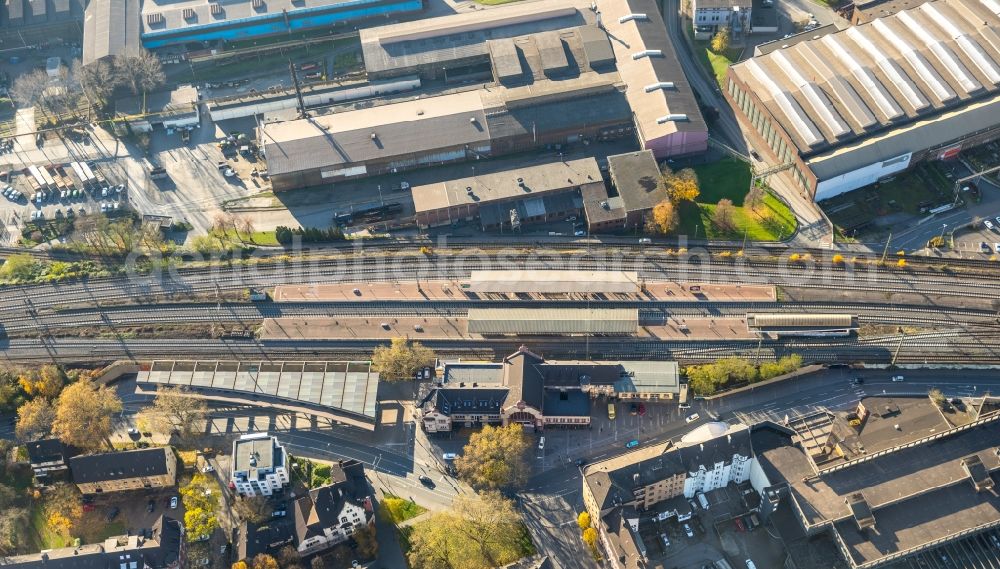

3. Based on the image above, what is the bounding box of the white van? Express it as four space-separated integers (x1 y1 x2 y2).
696 492 710 510
538 437 545 450
745 560 757 569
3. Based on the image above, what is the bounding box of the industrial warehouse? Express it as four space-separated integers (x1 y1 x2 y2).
259 0 707 191
726 0 1000 201
79 0 423 64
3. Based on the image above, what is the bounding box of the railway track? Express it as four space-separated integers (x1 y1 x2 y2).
1 298 998 334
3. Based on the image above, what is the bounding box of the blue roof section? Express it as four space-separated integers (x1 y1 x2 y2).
542 389 591 417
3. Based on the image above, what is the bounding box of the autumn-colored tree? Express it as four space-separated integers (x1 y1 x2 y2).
275 545 301 568
231 562 249 569
52 380 122 450
712 198 736 232
18 366 65 400
353 524 378 559
407 492 526 569
662 168 701 204
455 424 529 491
711 27 731 53
582 526 600 559
577 511 591 530
251 554 280 569
16 398 55 440
43 483 84 538
180 473 220 541
136 386 207 439
371 338 435 381
645 199 679 235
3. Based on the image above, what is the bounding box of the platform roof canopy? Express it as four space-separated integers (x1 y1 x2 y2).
746 313 858 331
466 270 641 294
138 360 379 418
468 307 638 334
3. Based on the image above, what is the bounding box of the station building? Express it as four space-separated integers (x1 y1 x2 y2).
418 346 681 433
725 0 1000 202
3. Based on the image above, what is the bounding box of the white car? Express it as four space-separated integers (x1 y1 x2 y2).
986 219 997 231
891 375 905 382
574 230 586 236
170 496 178 509
685 413 701 423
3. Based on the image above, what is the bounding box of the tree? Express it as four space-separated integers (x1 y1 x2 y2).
251 554 280 569
370 338 435 381
407 492 527 569
137 386 207 439
0 506 29 555
18 365 65 400
929 388 946 408
0 254 40 282
582 527 599 559
44 483 84 538
180 473 220 541
113 49 165 97
16 398 56 440
645 199 679 235
233 495 273 524
275 545 301 568
455 424 529 491
52 380 122 450
662 169 700 203
577 511 591 530
711 27 731 53
353 524 378 559
9 70 50 108
712 198 736 232
74 58 115 106
232 563 249 569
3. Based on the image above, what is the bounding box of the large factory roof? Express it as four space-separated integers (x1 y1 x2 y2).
601 0 708 140
82 0 140 65
259 90 490 176
140 0 378 38
360 0 587 75
729 0 1000 156
411 157 603 213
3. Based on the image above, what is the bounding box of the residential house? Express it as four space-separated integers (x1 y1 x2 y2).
70 447 177 494
0 515 184 568
24 439 72 483
293 460 374 556
231 433 289 497
691 0 752 39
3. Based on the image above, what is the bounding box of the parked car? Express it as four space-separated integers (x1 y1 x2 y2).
202 465 215 473
418 475 435 488
107 507 120 521
442 452 457 460
678 402 691 410
660 533 670 547
170 496 178 509
685 413 701 423
734 517 746 532
626 439 640 449
574 230 586 236
683 523 694 538
538 437 545 450
629 403 638 415
851 377 864 385
637 403 646 416
891 375 905 382
986 220 997 231
272 509 287 517
147 499 155 512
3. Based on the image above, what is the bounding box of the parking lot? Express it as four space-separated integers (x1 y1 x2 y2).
886 528 1000 569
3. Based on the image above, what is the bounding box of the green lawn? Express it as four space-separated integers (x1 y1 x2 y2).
211 228 280 247
674 158 797 241
381 494 427 525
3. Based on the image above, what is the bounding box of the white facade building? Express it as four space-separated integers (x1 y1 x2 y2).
231 433 289 497
293 460 374 556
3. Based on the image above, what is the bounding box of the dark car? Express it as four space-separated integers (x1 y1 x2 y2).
851 377 864 385
575 458 587 467
637 403 646 416
107 507 120 521
147 499 155 513
418 475 436 489
629 403 638 415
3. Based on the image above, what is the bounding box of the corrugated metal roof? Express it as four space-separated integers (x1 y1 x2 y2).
730 0 1000 155
82 0 141 65
468 270 640 293
746 313 857 329
468 308 638 334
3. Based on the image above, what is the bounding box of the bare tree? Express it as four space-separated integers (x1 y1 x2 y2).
113 49 165 98
10 70 50 108
74 58 115 107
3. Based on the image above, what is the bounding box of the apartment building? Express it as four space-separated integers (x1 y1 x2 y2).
231 433 289 497
70 447 177 495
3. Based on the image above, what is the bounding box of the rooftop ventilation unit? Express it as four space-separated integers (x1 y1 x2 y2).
631 50 662 60
656 114 688 123
209 3 222 15
182 7 195 19
644 82 675 92
252 0 265 11
618 13 648 23
145 12 163 25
